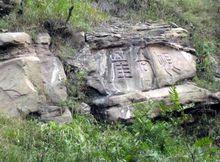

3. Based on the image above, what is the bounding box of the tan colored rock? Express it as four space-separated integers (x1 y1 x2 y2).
0 32 70 123
106 106 133 121
146 45 197 87
94 84 218 121
36 33 51 45
0 32 31 46
0 56 45 117
78 102 91 115
36 43 67 103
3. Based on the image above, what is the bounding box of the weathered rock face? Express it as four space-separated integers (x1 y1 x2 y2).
72 21 196 96
69 20 219 121
74 44 196 96
0 56 44 117
0 32 72 123
35 34 67 104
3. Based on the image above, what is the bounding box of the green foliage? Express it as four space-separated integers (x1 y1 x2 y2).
0 0 106 31
67 69 87 101
168 86 182 111
193 76 220 92
59 69 88 113
57 43 76 60
0 113 219 162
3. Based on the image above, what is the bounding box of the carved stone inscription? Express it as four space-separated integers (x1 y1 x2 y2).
105 47 154 94
110 51 132 79
157 53 181 76
147 45 196 87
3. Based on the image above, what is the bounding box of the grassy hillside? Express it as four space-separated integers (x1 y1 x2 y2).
0 0 219 161
0 105 219 161
0 0 106 31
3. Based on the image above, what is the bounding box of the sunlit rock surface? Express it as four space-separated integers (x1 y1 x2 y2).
68 20 218 121
0 32 72 123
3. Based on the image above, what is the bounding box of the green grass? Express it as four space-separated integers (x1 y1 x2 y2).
0 107 219 162
0 0 106 31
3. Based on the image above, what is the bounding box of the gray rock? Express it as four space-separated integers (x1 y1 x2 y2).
106 106 133 122
93 84 214 108
66 21 220 121
78 102 91 115
96 84 218 121
73 22 196 96
40 106 72 124
36 43 67 103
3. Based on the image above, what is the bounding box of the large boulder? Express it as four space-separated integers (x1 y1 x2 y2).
68 20 219 121
0 32 72 123
71 21 196 96
0 56 45 117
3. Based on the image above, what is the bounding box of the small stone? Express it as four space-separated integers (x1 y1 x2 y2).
78 102 91 115
40 106 72 124
36 33 51 45
106 106 133 122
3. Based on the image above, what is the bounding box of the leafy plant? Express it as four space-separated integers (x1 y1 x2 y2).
168 85 182 111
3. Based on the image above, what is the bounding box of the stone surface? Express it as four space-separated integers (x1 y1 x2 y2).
35 33 51 45
106 106 133 122
72 22 196 96
0 32 31 46
40 106 72 124
0 56 45 117
146 45 196 87
36 43 67 104
0 32 71 123
65 20 220 121
78 102 91 115
93 84 218 121
92 84 214 108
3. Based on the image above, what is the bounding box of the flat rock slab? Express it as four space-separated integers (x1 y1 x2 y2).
70 21 197 96
93 84 214 107
0 32 31 46
40 106 72 124
94 84 218 121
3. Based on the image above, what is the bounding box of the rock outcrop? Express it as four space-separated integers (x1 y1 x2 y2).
68 20 219 121
0 20 219 123
0 32 72 123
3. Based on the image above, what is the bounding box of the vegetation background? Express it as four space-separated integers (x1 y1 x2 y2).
0 0 219 161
